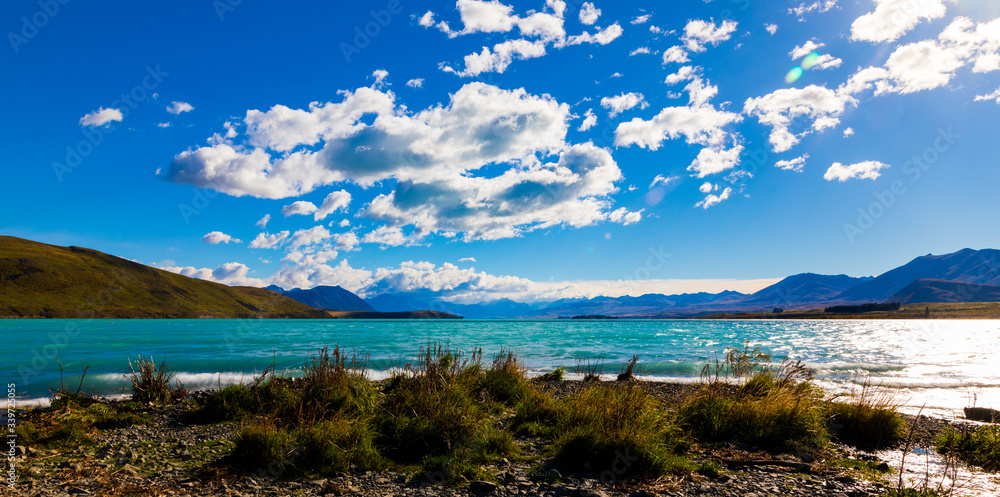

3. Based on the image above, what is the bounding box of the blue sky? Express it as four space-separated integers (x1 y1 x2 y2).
3 0 1000 303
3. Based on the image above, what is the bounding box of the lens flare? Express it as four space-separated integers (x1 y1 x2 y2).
785 66 804 83
801 51 821 70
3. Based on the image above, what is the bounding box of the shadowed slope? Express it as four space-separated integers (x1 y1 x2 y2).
0 236 328 318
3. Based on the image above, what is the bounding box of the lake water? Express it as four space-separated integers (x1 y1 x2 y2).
4 319 999 419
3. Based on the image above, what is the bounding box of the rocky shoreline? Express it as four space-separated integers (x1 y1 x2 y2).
8 380 981 497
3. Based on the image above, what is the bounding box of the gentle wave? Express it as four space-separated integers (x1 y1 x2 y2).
6 319 1000 418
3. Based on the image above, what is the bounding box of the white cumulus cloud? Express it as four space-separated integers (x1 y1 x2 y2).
851 0 953 43
202 231 241 244
281 201 318 217
790 40 825 59
976 87 1000 103
649 174 678 188
79 107 123 127
161 262 265 287
314 190 352 221
743 85 856 152
695 187 732 209
255 214 271 228
249 231 290 249
578 2 600 25
681 19 738 52
687 145 744 178
168 82 634 242
823 160 890 181
774 154 809 172
789 0 837 19
600 92 648 118
166 101 194 114
578 109 597 131
662 46 690 64
432 0 622 76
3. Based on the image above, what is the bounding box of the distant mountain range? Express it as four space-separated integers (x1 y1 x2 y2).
834 248 1000 302
326 248 1000 318
5 234 1000 319
888 278 1000 305
266 285 375 312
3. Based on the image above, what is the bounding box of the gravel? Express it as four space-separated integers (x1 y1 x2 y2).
8 380 960 497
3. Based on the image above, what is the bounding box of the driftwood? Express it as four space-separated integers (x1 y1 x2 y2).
964 407 1000 423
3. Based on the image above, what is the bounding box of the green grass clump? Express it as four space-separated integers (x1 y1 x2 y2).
697 460 723 478
296 419 386 474
679 345 827 448
126 355 175 404
87 402 150 429
228 347 384 475
679 384 826 448
18 388 152 449
196 384 259 422
512 387 563 437
377 345 492 461
297 347 379 422
885 490 943 497
535 367 567 382
935 424 1000 471
831 457 892 484
15 417 93 449
552 385 690 477
479 348 530 405
232 422 293 469
826 379 905 448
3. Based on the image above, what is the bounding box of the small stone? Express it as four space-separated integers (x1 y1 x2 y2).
835 475 855 484
875 462 891 472
308 480 328 487
469 480 498 494
698 484 712 493
547 469 562 481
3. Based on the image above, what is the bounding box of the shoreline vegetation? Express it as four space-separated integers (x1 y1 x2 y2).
693 302 1000 320
9 345 998 496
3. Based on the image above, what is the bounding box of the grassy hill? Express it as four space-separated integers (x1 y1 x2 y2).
0 236 329 319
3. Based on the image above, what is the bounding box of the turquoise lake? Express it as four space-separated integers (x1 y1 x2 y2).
5 318 999 418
